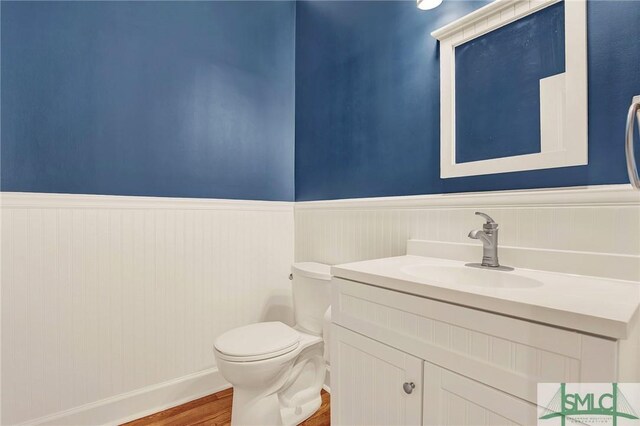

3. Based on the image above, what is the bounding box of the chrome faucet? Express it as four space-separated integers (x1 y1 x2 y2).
468 212 501 268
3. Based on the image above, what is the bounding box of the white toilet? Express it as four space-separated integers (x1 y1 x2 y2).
213 262 331 426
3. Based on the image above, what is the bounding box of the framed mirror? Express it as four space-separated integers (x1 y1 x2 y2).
432 0 587 178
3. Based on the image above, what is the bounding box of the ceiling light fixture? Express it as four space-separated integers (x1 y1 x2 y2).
417 0 443 10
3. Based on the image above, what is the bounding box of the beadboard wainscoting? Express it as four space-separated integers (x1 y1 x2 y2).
1 192 295 425
296 185 640 385
295 185 640 278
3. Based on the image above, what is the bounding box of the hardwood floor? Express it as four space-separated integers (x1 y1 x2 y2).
122 388 330 426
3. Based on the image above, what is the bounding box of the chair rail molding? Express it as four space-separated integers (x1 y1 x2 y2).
0 191 293 211
294 184 640 210
432 0 588 178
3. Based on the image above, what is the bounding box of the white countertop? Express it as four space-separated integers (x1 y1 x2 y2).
331 255 640 339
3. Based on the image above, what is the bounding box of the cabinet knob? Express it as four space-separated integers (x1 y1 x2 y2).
403 382 415 394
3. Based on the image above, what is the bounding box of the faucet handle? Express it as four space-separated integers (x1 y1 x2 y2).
475 212 498 229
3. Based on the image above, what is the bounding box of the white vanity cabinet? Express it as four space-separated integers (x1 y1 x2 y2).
330 276 639 426
422 361 537 425
331 325 423 425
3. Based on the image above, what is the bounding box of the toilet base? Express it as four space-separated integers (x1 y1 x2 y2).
280 394 322 426
215 329 326 426
230 386 323 426
228 346 325 425
231 388 285 426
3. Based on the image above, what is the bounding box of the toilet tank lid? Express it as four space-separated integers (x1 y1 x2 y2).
292 262 331 281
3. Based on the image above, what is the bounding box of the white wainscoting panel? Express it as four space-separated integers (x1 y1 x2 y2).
295 185 640 267
296 185 640 387
1 192 294 425
3 185 639 423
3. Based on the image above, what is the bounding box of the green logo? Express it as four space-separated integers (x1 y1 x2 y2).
539 383 639 426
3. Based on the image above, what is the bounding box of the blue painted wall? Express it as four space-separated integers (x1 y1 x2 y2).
3 1 639 202
295 0 640 200
1 1 295 201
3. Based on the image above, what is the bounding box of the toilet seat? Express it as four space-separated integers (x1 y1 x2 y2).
214 321 300 362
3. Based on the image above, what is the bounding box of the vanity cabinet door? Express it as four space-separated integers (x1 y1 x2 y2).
423 361 537 426
331 325 423 426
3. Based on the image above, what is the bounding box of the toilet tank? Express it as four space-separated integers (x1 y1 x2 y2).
291 262 331 335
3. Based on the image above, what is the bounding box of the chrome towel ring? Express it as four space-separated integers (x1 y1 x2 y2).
626 95 640 189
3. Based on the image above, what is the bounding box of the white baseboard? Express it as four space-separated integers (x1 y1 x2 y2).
24 368 229 426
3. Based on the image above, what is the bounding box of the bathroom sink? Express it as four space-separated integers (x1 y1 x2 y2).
400 263 543 289
331 251 640 339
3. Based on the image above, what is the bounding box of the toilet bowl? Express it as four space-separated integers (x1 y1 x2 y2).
213 262 331 426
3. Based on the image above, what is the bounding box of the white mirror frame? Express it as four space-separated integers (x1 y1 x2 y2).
432 0 587 178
